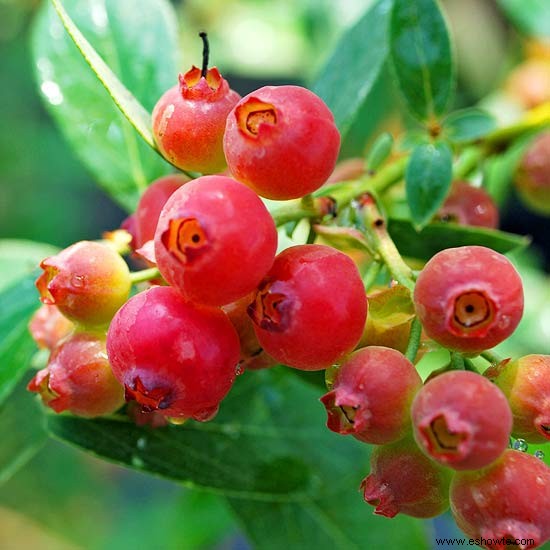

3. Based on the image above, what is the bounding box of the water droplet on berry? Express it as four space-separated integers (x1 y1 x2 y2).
513 438 528 452
534 450 545 460
71 275 85 288
235 363 244 376
136 437 147 450
131 455 144 468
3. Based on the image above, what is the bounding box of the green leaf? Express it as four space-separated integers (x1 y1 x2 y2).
496 0 550 38
366 132 394 172
33 0 178 211
0 376 47 486
443 108 497 144
312 0 392 142
389 0 455 120
405 142 453 228
0 274 40 405
388 219 530 260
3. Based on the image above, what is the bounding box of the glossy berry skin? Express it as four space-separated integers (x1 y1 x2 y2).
28 332 124 417
223 85 341 200
135 174 189 247
361 437 452 519
248 244 367 371
154 175 277 306
435 181 499 229
411 370 512 471
107 286 240 420
36 241 131 327
28 304 73 350
515 132 550 216
450 450 550 549
486 355 550 443
152 66 240 173
413 246 523 354
320 346 422 444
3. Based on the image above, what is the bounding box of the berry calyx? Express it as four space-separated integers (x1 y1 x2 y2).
154 175 278 306
36 241 131 327
360 437 452 519
106 286 240 420
28 332 124 417
321 346 422 444
413 246 524 354
223 85 341 200
248 244 367 370
450 450 550 548
486 355 550 443
411 370 512 471
152 33 240 174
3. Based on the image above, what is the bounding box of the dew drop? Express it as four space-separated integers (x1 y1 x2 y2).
131 455 144 468
235 363 244 376
136 437 147 450
534 450 545 460
513 438 528 452
71 275 85 288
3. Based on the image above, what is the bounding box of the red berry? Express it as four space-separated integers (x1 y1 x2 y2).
248 244 367 371
411 370 512 470
450 449 550 548
413 246 524 354
106 286 240 420
154 175 277 306
36 241 131 327
515 132 550 216
320 346 422 444
223 85 341 200
435 181 499 229
360 436 452 519
28 332 124 417
152 66 240 173
28 304 73 350
486 355 550 443
135 174 189 247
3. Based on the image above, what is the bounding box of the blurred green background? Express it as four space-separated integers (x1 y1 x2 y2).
1 0 549 548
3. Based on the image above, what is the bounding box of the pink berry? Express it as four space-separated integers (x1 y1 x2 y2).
106 286 240 420
154 175 277 306
36 241 131 327
413 246 524 354
360 437 452 519
450 449 550 548
152 65 240 173
435 181 499 228
486 355 550 443
135 174 189 247
28 332 124 417
28 304 73 350
223 85 341 200
248 244 367 370
411 370 512 471
320 346 422 444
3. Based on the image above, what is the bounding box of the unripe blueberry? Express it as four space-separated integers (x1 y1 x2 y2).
152 64 240 173
360 437 452 519
135 174 189 247
413 246 524 354
28 304 73 350
28 332 124 417
411 370 512 471
106 286 240 420
450 450 550 548
320 346 422 444
515 132 550 216
435 181 499 229
486 355 550 443
248 244 367 371
36 241 132 327
154 175 277 306
223 85 341 200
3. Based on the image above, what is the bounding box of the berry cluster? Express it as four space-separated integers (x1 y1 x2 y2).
27 35 550 549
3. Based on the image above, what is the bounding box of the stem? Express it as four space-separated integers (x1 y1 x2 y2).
362 261 382 291
199 31 209 77
360 194 415 291
453 146 483 179
129 267 160 284
450 352 465 370
463 358 479 373
405 317 422 363
480 350 504 365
